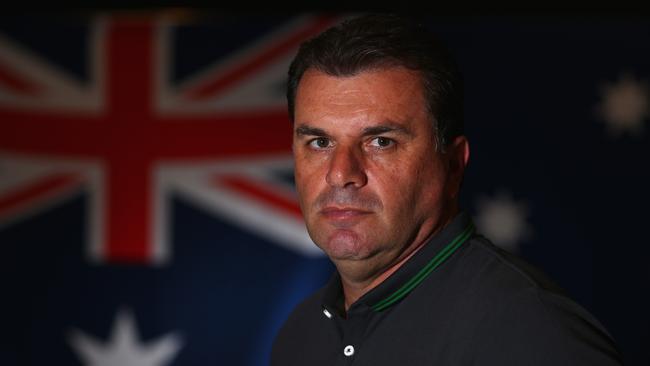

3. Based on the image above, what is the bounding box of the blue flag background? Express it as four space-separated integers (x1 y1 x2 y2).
1 11 648 365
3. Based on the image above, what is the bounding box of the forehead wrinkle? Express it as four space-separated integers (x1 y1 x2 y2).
327 86 372 100
323 90 378 120
295 68 429 139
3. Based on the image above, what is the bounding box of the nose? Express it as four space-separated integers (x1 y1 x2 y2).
326 145 368 188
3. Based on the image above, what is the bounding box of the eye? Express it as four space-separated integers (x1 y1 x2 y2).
369 136 394 148
308 137 332 149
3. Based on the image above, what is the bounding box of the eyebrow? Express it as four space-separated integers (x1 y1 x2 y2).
295 125 328 137
361 124 411 137
295 122 412 138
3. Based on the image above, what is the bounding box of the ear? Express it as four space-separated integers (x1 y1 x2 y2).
447 135 470 199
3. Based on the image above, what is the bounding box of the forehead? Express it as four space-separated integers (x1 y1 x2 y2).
294 67 429 129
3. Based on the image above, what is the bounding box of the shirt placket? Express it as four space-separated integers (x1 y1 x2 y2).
335 305 372 365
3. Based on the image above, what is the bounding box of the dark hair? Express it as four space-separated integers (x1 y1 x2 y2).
287 13 464 151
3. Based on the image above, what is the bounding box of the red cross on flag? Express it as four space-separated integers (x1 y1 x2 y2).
0 14 337 265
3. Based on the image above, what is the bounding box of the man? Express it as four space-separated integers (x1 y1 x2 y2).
272 14 622 365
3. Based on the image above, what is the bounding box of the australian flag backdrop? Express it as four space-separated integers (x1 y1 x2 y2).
1 10 648 366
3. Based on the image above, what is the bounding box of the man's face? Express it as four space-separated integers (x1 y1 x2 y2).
293 67 467 281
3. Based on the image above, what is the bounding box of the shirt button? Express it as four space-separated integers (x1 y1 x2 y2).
343 345 355 356
323 309 332 319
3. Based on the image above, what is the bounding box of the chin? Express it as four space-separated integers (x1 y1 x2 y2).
319 229 374 261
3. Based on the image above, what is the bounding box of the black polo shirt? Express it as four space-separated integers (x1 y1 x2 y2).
271 212 622 365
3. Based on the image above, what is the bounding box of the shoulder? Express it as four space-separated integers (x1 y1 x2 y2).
456 236 622 364
461 235 567 294
460 235 604 331
270 287 329 365
432 234 576 319
279 287 325 330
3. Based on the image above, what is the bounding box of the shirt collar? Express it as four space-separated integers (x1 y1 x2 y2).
321 211 475 315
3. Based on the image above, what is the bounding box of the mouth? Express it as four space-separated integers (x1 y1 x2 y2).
319 207 373 221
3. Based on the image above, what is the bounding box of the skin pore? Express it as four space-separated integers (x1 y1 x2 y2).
293 67 469 310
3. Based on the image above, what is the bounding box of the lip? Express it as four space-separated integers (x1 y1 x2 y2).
319 207 372 220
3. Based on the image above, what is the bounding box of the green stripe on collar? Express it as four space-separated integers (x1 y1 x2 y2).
371 223 475 312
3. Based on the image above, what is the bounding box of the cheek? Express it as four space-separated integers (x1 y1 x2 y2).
372 158 443 214
294 155 325 205
370 161 415 209
294 167 312 201
412 161 448 212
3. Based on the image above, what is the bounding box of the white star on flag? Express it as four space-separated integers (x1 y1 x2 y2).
474 190 532 253
596 72 649 137
67 308 183 366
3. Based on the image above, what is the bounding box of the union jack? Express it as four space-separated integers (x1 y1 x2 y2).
0 14 340 265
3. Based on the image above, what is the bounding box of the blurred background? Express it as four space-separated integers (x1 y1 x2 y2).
1 9 648 366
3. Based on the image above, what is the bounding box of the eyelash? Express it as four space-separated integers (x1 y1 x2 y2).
308 137 332 149
306 137 395 150
369 136 394 148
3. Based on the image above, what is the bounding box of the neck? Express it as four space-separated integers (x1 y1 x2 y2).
339 206 458 312
340 244 423 310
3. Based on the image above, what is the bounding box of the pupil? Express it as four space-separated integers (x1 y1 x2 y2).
318 138 328 147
